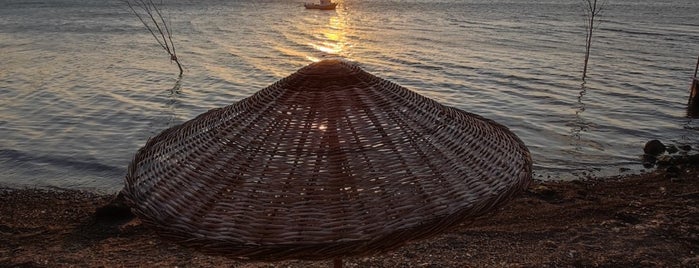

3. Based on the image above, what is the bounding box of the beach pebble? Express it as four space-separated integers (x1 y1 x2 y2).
666 145 678 154
656 155 673 165
641 154 657 168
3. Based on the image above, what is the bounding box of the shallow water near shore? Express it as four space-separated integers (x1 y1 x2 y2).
1 0 698 192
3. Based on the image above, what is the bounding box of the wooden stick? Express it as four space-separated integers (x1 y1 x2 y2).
694 55 698 79
689 57 699 117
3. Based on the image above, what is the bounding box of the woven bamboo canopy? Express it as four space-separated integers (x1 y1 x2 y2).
123 59 532 261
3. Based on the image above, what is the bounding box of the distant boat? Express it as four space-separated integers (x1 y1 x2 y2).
304 0 337 10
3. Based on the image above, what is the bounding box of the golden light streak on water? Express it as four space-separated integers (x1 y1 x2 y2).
307 55 321 62
307 10 350 61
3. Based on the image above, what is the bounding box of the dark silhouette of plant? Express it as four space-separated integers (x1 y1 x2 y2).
581 0 605 81
124 0 183 77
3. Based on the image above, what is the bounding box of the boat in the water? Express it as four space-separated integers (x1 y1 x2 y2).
304 0 337 10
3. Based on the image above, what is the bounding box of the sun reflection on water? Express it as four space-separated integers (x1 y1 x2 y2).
307 10 351 62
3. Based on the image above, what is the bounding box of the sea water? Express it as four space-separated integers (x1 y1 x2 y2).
1 0 698 192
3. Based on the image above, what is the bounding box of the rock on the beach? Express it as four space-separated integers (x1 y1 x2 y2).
644 140 666 156
666 145 679 154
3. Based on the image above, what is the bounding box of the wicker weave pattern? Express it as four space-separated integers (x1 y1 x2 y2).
124 59 532 260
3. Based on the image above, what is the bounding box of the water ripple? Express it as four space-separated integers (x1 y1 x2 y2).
1 0 698 191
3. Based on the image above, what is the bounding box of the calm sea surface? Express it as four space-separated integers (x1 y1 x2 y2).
1 0 698 193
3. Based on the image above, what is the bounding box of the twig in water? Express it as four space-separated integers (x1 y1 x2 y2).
124 0 184 77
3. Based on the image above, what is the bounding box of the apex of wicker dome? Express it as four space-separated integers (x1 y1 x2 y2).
297 59 355 75
280 59 368 92
123 60 532 261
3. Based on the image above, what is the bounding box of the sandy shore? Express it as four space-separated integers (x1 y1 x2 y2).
1 163 698 267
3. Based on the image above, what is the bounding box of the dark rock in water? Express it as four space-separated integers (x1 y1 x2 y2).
656 155 674 166
656 153 699 167
642 154 657 168
666 145 679 154
644 140 666 156
674 154 699 167
679 145 692 152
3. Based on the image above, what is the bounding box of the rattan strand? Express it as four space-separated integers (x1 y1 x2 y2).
123 59 532 261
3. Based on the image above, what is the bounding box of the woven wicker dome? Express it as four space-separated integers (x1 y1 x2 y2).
123 59 532 261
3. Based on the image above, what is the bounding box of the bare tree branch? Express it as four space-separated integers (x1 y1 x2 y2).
151 2 178 59
124 1 167 51
581 0 606 81
124 0 183 77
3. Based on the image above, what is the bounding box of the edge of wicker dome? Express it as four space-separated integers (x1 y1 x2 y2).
123 59 533 261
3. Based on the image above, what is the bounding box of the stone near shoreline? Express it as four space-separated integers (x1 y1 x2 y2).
643 139 666 156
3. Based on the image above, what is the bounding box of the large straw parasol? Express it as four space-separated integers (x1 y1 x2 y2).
123 59 532 263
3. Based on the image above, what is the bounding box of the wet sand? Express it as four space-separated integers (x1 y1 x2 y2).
1 163 697 267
